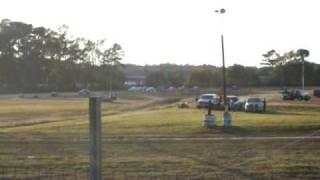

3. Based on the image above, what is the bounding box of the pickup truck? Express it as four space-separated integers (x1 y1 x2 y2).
244 97 266 113
282 89 311 101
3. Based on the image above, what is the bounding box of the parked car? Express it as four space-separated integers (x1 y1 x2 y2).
314 89 320 97
226 95 238 102
226 96 245 111
216 95 240 110
232 100 246 111
128 86 143 92
50 91 58 97
282 89 311 101
145 87 157 93
244 97 266 112
226 95 239 106
199 95 242 111
196 94 220 108
79 88 91 96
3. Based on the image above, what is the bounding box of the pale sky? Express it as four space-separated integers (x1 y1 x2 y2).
1 0 320 66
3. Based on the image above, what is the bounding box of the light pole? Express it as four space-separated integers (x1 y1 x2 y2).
215 8 232 126
302 57 305 92
297 49 309 92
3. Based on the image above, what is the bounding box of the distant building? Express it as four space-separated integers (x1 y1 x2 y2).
124 75 146 87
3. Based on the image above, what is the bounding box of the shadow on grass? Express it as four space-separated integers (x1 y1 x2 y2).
106 101 127 104
263 110 310 116
197 126 257 136
215 126 257 136
200 124 320 137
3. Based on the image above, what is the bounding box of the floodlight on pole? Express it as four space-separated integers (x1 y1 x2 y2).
215 8 226 14
215 8 232 126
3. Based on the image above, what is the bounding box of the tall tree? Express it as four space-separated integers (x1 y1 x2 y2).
261 50 287 86
261 50 283 67
99 43 124 95
0 19 125 93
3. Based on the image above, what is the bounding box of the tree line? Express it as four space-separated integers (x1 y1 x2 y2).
143 50 320 88
143 64 259 88
0 19 124 93
1 19 319 93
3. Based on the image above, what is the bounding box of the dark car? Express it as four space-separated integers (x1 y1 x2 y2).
282 89 311 101
314 89 320 97
225 96 240 110
212 95 241 111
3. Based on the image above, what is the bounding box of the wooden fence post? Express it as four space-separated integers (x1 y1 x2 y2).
89 97 102 180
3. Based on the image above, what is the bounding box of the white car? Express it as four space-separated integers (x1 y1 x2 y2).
79 89 91 96
145 87 157 93
244 97 266 112
196 94 220 108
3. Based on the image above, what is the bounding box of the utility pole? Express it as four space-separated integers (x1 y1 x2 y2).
221 35 227 112
215 8 232 126
302 57 305 91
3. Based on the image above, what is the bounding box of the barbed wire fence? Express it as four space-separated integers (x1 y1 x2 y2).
1 134 320 179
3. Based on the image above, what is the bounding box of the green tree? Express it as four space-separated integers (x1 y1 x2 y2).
99 43 124 95
227 64 259 86
261 50 283 67
0 19 125 93
188 68 213 88
261 50 288 86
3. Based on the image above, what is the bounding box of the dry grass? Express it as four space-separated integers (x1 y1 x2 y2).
0 89 320 179
0 94 167 128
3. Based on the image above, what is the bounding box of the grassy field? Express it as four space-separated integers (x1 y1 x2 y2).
0 89 320 179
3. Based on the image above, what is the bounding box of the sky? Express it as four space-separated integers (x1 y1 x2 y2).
1 0 320 66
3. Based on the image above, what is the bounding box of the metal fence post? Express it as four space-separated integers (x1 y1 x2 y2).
89 97 102 180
